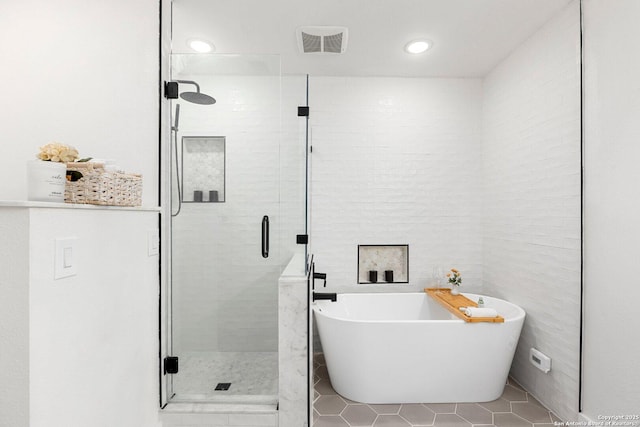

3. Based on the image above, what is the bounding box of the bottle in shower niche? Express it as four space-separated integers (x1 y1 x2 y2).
193 190 203 202
369 271 378 283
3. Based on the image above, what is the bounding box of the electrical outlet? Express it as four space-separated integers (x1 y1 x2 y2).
530 348 551 373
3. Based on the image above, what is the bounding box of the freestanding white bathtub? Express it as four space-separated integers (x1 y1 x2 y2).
313 292 525 404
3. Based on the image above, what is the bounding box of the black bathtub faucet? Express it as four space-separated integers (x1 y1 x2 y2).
313 292 337 302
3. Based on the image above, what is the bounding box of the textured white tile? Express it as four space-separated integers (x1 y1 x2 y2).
309 76 484 295
482 1 581 421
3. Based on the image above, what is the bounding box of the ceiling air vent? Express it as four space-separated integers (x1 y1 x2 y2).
296 26 348 54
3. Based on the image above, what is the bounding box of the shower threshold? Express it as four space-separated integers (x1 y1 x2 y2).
163 400 278 414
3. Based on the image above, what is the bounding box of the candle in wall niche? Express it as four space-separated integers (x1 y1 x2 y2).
27 160 66 202
385 270 394 283
209 190 219 202
369 271 378 283
193 190 203 202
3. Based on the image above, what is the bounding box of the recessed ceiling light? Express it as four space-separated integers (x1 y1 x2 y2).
404 39 432 54
187 39 214 53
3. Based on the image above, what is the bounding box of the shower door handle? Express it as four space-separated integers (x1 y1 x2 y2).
262 215 269 258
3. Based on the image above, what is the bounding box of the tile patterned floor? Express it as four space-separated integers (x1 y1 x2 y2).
313 353 562 427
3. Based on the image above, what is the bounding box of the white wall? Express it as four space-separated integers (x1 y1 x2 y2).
582 0 640 418
309 77 483 293
0 208 30 427
0 0 162 424
0 207 161 427
28 209 160 427
482 1 581 421
0 0 159 207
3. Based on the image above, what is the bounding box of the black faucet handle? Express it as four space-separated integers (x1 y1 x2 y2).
313 272 327 287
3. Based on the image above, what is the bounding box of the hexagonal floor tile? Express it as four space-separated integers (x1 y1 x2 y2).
456 403 493 424
373 415 411 426
550 412 564 423
512 401 552 423
315 378 337 396
316 364 330 380
479 397 512 413
315 395 347 415
494 413 533 427
527 395 548 409
369 404 401 415
424 403 456 413
500 384 528 402
432 413 472 426
399 403 436 425
314 415 350 427
507 377 526 391
341 404 377 426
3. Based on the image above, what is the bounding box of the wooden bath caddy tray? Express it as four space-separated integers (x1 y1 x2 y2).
425 288 504 323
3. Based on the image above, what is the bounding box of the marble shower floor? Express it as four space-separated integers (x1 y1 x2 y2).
171 351 278 404
313 353 563 427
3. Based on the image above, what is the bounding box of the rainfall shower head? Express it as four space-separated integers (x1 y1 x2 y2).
173 80 216 105
180 91 216 105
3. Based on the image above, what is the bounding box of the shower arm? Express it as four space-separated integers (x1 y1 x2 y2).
174 80 201 93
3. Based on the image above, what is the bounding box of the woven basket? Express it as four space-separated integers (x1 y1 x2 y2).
64 162 142 207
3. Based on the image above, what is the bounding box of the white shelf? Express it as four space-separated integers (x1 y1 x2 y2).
0 200 161 212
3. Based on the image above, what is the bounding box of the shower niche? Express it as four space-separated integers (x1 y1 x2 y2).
181 136 225 202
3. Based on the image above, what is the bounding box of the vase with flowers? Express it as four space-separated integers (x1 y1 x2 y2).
446 268 462 295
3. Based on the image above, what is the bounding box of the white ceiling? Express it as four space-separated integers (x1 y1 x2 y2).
171 0 573 77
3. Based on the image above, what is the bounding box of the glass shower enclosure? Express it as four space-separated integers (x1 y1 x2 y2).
164 54 308 406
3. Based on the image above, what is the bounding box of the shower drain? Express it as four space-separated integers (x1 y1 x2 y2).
214 383 231 391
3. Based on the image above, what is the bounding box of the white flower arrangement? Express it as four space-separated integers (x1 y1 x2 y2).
36 142 92 181
37 142 80 163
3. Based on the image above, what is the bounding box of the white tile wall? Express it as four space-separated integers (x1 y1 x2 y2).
482 1 581 421
171 71 307 353
309 77 484 294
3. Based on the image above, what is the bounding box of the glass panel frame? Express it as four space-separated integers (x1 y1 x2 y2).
167 53 295 406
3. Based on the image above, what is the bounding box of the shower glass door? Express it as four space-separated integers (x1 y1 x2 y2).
167 54 305 405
